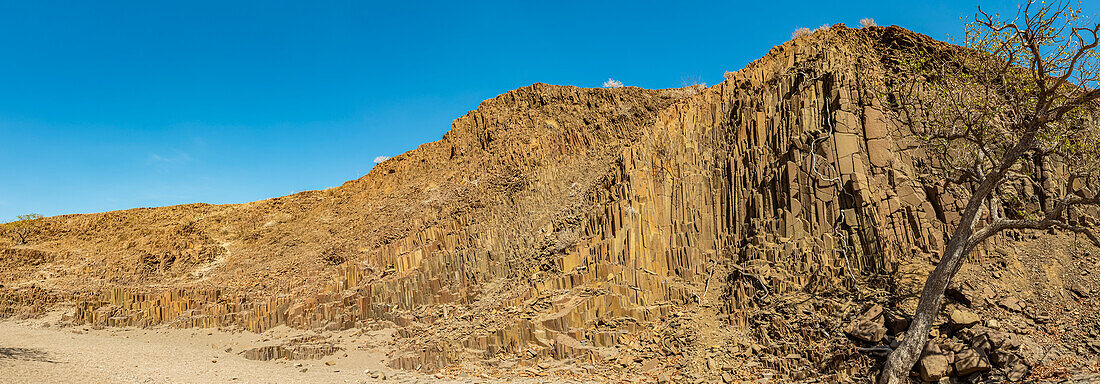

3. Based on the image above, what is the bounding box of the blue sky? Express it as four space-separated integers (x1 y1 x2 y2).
0 0 1082 221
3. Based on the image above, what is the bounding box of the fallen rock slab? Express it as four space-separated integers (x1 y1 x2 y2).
954 347 992 376
845 304 887 343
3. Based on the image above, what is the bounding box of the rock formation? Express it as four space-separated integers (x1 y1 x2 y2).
2 26 1098 383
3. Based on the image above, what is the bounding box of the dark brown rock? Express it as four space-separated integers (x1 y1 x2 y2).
954 347 992 376
884 309 911 335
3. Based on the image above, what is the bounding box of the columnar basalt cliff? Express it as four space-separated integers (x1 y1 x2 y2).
2 26 1098 383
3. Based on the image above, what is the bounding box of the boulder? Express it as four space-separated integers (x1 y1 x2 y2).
989 348 1020 369
946 281 982 307
999 297 1024 312
948 309 980 329
919 352 953 382
884 309 911 335
847 322 887 343
939 339 965 353
845 304 887 342
1005 359 1030 381
954 347 992 376
1068 282 1090 299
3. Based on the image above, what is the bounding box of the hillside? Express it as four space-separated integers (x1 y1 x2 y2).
2 26 1099 383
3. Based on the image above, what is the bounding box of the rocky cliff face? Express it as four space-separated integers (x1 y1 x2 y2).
2 26 1098 383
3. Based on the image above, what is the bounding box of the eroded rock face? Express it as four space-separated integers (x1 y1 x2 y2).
1 26 1096 382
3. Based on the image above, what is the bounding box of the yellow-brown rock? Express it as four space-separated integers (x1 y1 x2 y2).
1 25 1096 382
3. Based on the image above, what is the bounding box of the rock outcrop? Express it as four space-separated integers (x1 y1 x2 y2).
2 25 1098 383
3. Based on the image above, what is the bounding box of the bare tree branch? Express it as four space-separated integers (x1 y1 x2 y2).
879 2 1100 383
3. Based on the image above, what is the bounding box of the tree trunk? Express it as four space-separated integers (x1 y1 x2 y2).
878 203 986 384
878 132 1034 383
877 244 963 382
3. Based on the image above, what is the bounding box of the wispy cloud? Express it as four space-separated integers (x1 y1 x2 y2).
373 155 390 164
147 151 193 164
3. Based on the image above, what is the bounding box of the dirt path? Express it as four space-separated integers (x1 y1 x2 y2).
0 312 572 384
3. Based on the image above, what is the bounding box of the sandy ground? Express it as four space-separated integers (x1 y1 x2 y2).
0 312 587 384
5 312 1100 384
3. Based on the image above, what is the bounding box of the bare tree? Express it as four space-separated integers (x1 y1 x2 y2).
877 2 1100 383
3 213 43 245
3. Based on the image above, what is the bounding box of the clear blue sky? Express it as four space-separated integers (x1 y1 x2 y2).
0 0 1081 221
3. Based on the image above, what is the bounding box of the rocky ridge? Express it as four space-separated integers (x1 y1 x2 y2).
2 26 1098 383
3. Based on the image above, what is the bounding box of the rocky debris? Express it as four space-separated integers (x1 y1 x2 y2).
947 282 982 307
1068 282 1090 299
0 25 1097 384
364 369 386 380
0 248 55 268
953 347 991 376
946 281 997 308
240 338 341 361
984 319 1000 329
883 309 912 335
948 309 980 329
999 297 1025 313
918 344 953 382
846 304 888 343
912 313 1037 383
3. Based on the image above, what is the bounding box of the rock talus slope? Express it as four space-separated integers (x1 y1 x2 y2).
2 26 1098 382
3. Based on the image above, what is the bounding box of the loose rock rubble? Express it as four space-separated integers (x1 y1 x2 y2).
1 26 1098 383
